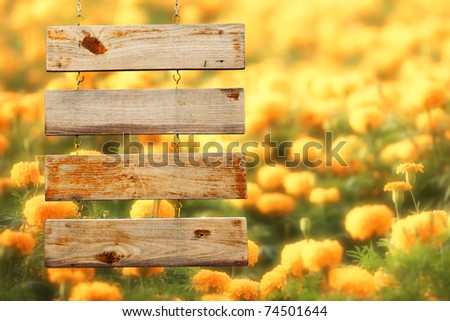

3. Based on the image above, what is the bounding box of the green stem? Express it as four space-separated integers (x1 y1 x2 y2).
59 282 67 300
409 189 420 213
394 202 400 220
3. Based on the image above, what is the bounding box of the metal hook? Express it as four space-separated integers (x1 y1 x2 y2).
173 133 181 153
76 72 84 89
73 135 81 155
173 0 180 24
172 70 181 88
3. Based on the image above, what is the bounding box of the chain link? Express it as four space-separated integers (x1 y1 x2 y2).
76 0 84 25
173 0 180 24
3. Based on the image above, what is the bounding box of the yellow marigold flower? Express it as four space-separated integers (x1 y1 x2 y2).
10 161 39 187
23 195 77 230
247 240 259 266
301 239 343 272
130 200 175 219
396 162 424 186
283 171 316 198
256 193 296 216
192 269 231 294
405 80 447 111
69 281 123 301
121 267 164 277
384 181 412 213
391 211 448 251
373 268 398 290
201 294 231 301
383 181 412 192
309 187 340 204
396 163 424 174
281 241 306 278
47 268 95 285
0 134 9 153
328 266 377 299
345 204 394 241
257 165 289 190
121 267 142 277
260 265 289 300
348 105 385 134
416 108 448 132
380 139 418 163
226 279 260 301
69 149 101 155
0 229 36 255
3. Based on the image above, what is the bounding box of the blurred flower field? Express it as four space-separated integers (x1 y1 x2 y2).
1 0 450 300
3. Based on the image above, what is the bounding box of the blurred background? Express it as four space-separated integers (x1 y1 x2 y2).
0 0 449 300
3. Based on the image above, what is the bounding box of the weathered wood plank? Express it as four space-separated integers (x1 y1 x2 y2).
45 88 245 135
47 24 245 71
45 153 247 201
45 218 248 267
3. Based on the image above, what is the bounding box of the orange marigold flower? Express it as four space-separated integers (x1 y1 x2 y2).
348 105 385 134
226 279 260 301
0 229 36 255
147 267 165 277
257 165 289 190
130 200 175 219
247 240 259 266
256 193 296 216
345 204 394 241
201 294 231 301
373 268 398 290
301 239 343 272
23 195 77 230
260 265 289 300
328 266 377 298
281 241 306 278
283 171 316 198
391 211 448 251
192 269 231 294
47 268 95 285
383 181 412 192
69 281 123 301
309 187 340 204
10 161 39 187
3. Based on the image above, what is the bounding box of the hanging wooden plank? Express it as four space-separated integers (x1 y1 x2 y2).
45 88 245 135
47 24 245 71
45 217 248 267
45 153 247 201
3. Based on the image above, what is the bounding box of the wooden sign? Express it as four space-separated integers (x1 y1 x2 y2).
45 153 247 201
45 88 245 135
47 24 245 71
45 218 248 267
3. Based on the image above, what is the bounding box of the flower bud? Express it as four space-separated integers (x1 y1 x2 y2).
300 217 311 239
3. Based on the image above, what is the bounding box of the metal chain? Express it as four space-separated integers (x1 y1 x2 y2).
76 0 84 25
173 0 180 24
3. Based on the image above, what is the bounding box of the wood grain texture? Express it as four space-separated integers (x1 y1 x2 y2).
44 218 248 267
45 153 247 201
47 24 245 71
45 88 245 135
